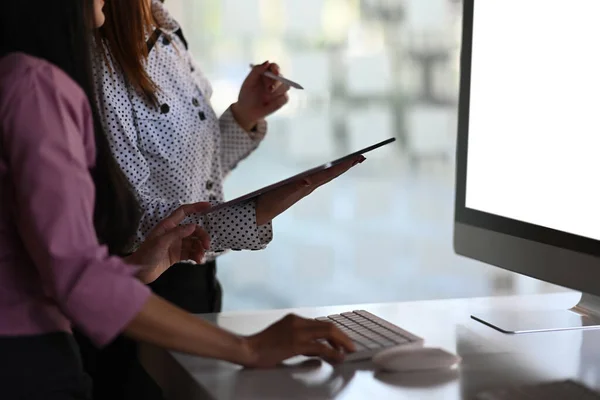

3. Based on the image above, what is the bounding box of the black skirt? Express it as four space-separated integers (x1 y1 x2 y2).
0 332 92 400
148 260 222 314
75 260 222 400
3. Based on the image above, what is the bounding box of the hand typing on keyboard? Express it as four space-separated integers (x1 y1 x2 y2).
315 310 424 362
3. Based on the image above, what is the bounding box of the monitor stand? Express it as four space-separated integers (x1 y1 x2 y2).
471 293 600 334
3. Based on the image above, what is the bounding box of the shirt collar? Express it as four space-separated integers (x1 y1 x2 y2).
151 0 180 33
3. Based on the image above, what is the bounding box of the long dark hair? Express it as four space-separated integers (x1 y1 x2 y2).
0 0 141 255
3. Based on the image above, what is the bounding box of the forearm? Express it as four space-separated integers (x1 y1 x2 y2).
123 294 251 365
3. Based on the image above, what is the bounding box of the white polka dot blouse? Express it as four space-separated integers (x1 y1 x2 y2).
91 0 273 260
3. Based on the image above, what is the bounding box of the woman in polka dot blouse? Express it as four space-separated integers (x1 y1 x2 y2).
92 0 363 316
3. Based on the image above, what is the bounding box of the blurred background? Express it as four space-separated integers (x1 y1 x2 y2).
163 0 566 311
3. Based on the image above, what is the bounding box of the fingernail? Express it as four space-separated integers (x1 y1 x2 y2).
270 84 275 92
352 157 365 166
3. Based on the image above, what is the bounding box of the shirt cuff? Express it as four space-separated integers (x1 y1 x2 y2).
66 253 152 347
220 107 266 171
204 200 273 252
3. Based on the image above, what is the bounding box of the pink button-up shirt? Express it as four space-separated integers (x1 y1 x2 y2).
0 53 151 346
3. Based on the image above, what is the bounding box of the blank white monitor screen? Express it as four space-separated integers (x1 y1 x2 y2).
465 0 600 241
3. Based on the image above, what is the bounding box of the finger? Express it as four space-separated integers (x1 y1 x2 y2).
179 240 192 262
309 156 365 187
191 225 211 250
297 160 357 194
190 243 206 264
262 93 289 115
300 342 345 364
264 63 283 92
153 202 212 237
248 60 271 83
271 178 312 204
267 79 283 93
304 322 355 353
265 83 289 98
182 238 205 264
182 201 213 216
181 238 194 255
269 63 281 75
162 224 196 246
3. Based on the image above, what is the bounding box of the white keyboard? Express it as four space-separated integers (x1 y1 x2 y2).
316 310 424 362
476 379 600 400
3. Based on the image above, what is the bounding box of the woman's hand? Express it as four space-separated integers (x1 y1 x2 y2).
126 202 212 284
240 314 356 368
255 155 366 226
231 61 290 131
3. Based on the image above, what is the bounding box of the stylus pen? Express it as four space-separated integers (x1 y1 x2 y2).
249 64 304 90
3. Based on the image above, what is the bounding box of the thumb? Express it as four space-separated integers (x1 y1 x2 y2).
247 61 271 82
190 201 212 213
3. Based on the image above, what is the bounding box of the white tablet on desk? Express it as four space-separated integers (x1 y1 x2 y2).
199 137 396 215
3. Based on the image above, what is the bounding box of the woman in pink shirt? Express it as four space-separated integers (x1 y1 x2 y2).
0 1 354 399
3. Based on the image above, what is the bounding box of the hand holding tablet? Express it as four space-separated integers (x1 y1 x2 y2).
198 138 396 225
255 154 365 225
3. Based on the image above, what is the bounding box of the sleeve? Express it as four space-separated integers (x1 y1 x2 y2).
187 53 267 176
93 50 272 253
218 107 267 176
204 200 272 253
2 64 151 347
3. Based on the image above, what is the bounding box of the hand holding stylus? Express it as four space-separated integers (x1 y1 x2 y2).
249 63 304 90
231 61 293 131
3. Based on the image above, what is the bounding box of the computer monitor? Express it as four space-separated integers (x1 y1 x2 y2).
454 0 600 333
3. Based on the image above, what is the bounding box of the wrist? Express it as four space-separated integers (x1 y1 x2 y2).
124 253 140 266
124 253 153 283
228 335 257 366
231 102 257 132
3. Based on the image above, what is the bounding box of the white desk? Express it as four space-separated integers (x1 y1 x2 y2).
140 292 600 399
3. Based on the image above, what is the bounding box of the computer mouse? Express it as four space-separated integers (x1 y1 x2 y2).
372 347 461 373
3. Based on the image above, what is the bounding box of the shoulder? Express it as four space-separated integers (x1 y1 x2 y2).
0 53 93 157
0 52 88 117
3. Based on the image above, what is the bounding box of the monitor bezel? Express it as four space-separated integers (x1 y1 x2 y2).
455 0 600 259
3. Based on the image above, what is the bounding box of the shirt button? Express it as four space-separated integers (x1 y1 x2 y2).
160 104 170 114
198 111 206 121
162 36 170 46
205 181 213 190
192 98 200 107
